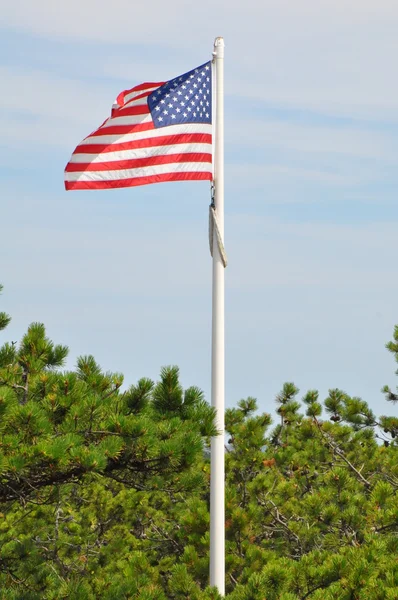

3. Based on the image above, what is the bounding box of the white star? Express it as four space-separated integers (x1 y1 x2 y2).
185 95 189 100
193 112 197 117
200 101 203 106
155 106 160 111
206 112 209 118
205 65 210 70
177 90 182 95
168 103 173 108
176 107 181 113
163 110 168 115
193 83 198 88
173 97 177 101
190 74 195 79
195 95 199 99
191 100 195 106
160 99 165 104
187 107 192 112
158 116 163 121
183 112 187 117
182 85 186 89
180 101 185 106
171 114 176 119
165 93 170 98
197 77 202 82
201 71 205 76
179 77 183 81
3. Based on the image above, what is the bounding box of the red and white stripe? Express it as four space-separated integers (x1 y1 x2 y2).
65 81 213 190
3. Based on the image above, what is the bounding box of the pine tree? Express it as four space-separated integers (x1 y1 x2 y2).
0 284 11 331
0 287 218 598
2 285 398 599
0 321 217 504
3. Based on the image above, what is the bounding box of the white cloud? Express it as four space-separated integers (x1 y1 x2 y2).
0 66 115 120
226 163 365 188
228 119 398 162
2 0 398 121
225 214 398 290
0 208 210 294
0 67 123 156
1 0 397 45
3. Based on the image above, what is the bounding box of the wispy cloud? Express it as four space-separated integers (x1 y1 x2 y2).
2 0 398 121
2 0 398 414
226 164 364 188
225 214 398 288
228 119 398 162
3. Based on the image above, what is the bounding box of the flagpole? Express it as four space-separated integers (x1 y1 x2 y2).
210 36 225 596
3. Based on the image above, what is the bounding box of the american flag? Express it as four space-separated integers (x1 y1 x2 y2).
64 62 213 190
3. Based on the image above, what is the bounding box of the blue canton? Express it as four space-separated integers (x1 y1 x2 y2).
148 62 212 129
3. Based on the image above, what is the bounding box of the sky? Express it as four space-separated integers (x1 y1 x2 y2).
1 0 398 422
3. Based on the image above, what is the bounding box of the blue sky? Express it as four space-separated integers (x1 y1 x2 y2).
1 0 398 421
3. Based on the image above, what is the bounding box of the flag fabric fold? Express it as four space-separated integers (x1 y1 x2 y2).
65 62 213 190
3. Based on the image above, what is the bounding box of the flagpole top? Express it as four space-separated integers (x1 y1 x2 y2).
213 37 224 58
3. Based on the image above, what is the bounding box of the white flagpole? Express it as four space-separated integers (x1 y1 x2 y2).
210 36 225 595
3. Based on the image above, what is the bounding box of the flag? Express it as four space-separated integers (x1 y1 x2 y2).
65 62 213 190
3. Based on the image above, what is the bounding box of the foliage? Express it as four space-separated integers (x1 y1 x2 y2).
0 284 11 332
1 287 398 599
0 322 217 504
